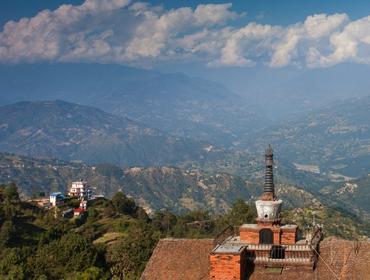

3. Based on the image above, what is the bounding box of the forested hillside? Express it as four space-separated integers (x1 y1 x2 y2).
0 184 368 279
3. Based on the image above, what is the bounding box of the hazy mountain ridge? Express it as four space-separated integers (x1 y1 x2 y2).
322 175 370 222
0 100 214 167
244 95 370 178
0 152 324 213
91 72 264 146
0 63 266 146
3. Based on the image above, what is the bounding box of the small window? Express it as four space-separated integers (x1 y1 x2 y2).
259 228 273 244
270 245 285 259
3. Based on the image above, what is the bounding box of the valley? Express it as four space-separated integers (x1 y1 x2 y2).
0 64 369 243
0 100 216 166
2 1 370 278
1 152 370 240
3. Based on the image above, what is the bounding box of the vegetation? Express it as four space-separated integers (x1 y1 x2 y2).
0 184 256 279
1 180 369 279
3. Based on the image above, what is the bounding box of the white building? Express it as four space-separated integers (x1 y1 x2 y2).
79 199 87 210
68 180 92 199
49 192 65 207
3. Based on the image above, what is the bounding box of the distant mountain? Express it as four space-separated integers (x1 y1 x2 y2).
89 72 265 146
0 152 324 214
3 152 370 238
324 175 370 222
0 63 265 146
0 100 214 166
0 152 258 213
245 96 370 178
206 63 370 120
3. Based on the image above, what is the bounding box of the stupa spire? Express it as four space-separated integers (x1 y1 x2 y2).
264 145 274 193
261 145 275 201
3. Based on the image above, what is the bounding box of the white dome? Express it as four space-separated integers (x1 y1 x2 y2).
255 199 282 222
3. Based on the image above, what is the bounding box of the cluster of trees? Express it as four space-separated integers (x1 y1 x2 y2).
0 184 256 279
0 183 19 248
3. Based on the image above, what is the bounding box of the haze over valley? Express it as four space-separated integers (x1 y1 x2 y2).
1 1 370 278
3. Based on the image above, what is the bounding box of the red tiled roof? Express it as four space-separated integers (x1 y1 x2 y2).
142 238 370 280
141 238 214 280
247 238 370 280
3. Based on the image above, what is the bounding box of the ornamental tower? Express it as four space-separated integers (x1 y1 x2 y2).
208 145 322 280
255 145 283 226
264 145 275 195
238 145 296 245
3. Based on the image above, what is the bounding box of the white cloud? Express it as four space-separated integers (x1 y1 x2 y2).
313 16 370 67
1 0 370 68
0 0 132 63
122 3 238 62
217 23 281 66
269 13 349 67
0 0 238 65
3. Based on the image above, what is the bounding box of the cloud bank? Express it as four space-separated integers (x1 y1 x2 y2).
1 0 370 68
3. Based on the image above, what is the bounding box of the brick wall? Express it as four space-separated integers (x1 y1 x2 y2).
273 229 281 244
281 229 297 245
210 254 242 280
240 228 259 244
240 225 284 245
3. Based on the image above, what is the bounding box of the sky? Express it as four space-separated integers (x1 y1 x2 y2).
2 0 370 26
2 0 370 70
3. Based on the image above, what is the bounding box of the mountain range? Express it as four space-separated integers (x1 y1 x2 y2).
0 100 215 166
1 96 370 210
1 63 370 239
245 96 370 178
1 152 369 239
0 63 265 146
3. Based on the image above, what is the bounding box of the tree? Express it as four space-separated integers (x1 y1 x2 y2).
182 210 210 223
226 199 255 226
106 223 158 279
0 220 15 248
69 267 108 280
29 233 98 279
38 227 63 246
152 211 177 234
136 208 150 223
4 183 19 202
0 248 29 280
111 192 137 215
0 183 19 221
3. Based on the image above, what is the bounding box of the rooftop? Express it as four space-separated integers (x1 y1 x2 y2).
50 192 63 196
240 224 259 229
281 224 298 229
212 244 245 254
142 238 370 280
141 238 214 280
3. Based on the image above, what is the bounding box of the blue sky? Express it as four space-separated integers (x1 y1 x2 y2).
2 0 370 26
1 0 370 70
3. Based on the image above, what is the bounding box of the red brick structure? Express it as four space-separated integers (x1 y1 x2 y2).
142 146 333 280
209 146 320 280
209 249 245 280
239 224 298 245
142 238 370 280
141 238 214 280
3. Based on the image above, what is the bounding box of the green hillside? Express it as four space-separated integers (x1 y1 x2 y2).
0 152 327 214
0 183 368 280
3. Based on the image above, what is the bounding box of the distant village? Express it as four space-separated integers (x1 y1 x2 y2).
30 180 104 218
